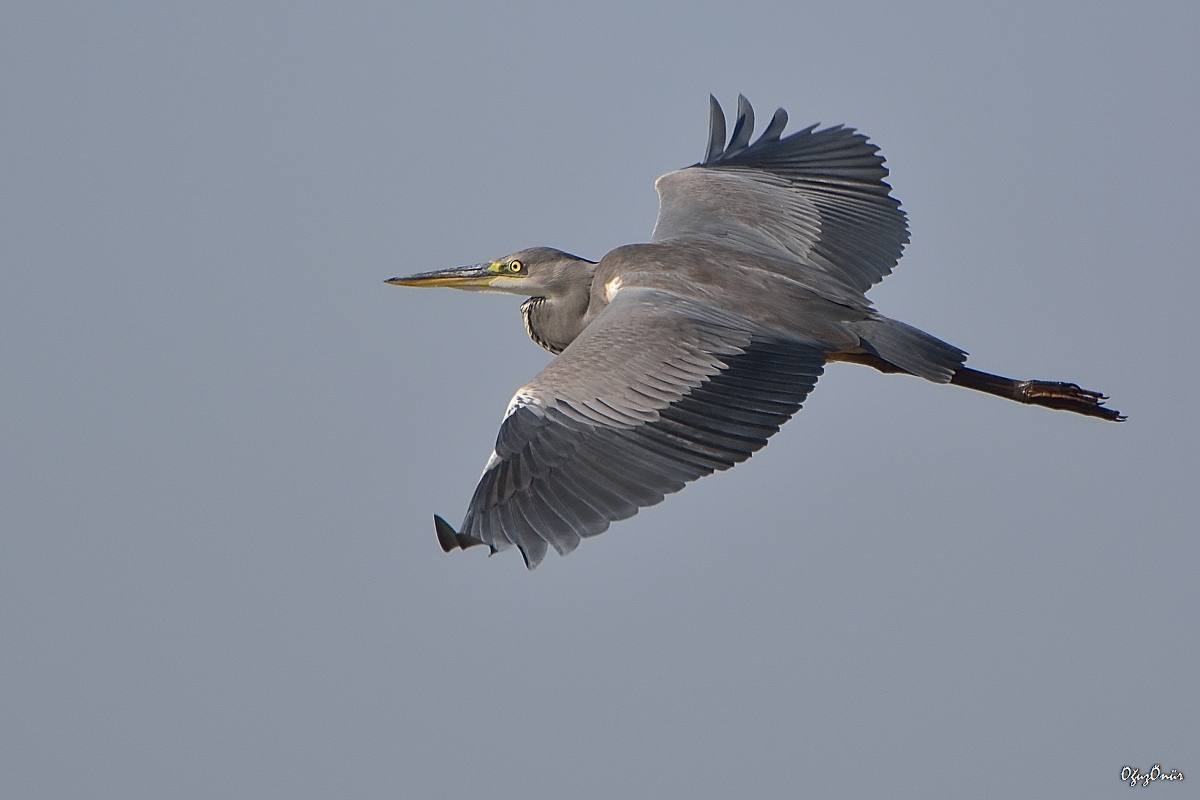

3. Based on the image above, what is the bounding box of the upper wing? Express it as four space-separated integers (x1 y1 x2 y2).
449 288 826 568
652 95 909 294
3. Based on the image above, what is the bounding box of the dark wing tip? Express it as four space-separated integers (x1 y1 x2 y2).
705 95 727 164
725 94 755 156
434 514 485 552
758 107 788 144
434 514 459 552
703 95 782 163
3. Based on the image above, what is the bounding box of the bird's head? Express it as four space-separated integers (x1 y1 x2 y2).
387 247 594 298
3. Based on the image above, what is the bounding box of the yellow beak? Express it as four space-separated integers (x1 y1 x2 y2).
385 263 497 289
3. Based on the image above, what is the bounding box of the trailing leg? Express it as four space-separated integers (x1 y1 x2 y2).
830 351 1125 421
949 366 1125 421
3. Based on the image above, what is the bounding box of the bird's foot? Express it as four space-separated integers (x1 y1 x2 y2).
1015 380 1126 421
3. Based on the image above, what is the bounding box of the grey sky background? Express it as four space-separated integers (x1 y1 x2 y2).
2 2 1197 797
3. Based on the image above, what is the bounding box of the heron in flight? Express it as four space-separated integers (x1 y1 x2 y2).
388 96 1123 568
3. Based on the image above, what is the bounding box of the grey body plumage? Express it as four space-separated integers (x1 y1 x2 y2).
388 95 1123 569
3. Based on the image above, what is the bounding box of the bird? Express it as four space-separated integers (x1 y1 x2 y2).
388 95 1124 569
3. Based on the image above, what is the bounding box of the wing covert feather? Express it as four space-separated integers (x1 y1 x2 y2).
456 290 825 567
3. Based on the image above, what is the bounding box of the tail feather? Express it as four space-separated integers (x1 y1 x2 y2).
849 316 966 383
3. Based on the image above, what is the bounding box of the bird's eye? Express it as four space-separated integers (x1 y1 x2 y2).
509 260 523 273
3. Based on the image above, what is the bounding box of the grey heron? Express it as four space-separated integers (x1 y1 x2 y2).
388 95 1123 569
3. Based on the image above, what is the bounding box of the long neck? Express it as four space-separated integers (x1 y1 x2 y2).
520 289 591 355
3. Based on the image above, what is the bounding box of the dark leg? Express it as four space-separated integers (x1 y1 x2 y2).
830 351 1125 421
950 367 1124 421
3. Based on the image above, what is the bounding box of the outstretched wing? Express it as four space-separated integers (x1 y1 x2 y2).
652 95 908 294
444 288 826 568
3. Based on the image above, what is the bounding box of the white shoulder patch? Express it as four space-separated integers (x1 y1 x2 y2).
653 169 686 195
604 276 623 302
502 388 540 420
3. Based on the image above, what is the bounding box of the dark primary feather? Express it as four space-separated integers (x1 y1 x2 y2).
455 290 825 568
704 95 727 164
725 95 755 156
